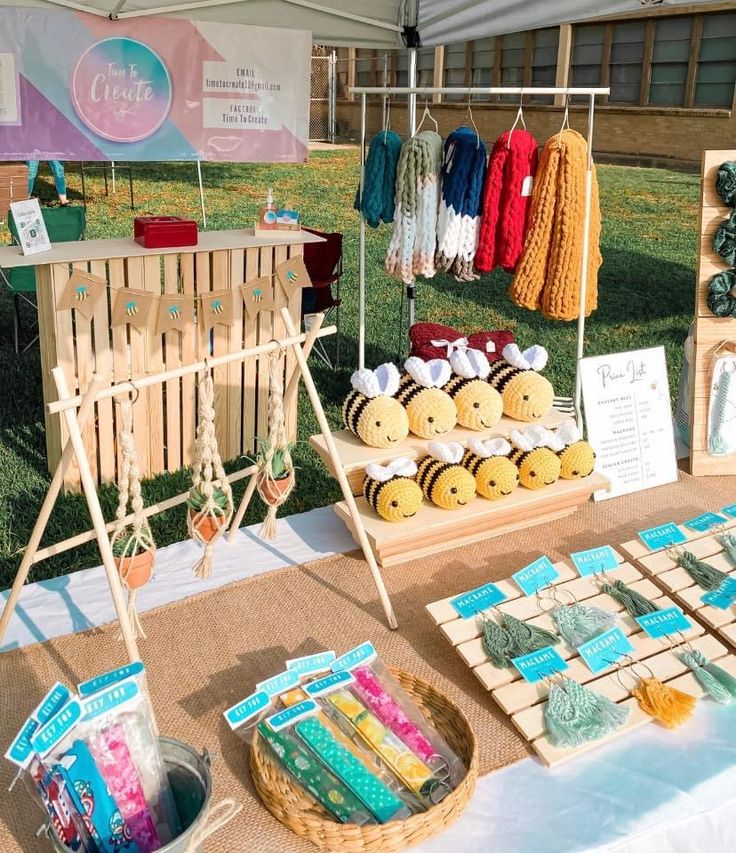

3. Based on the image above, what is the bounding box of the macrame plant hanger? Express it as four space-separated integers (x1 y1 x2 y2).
187 365 234 577
110 388 155 640
256 345 296 540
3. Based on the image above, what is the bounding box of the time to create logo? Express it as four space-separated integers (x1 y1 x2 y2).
71 37 172 143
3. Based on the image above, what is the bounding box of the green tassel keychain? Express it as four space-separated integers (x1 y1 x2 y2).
500 611 560 656
544 676 630 748
600 578 659 618
678 648 736 705
480 614 514 669
675 549 729 590
717 530 736 564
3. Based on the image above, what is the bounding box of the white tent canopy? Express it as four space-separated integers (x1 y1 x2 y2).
0 0 726 47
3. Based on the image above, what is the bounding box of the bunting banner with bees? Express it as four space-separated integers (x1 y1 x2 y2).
56 270 107 321
111 288 156 329
201 291 235 330
241 276 277 317
276 256 311 291
157 294 195 334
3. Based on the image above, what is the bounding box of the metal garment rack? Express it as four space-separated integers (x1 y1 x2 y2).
351 85 610 424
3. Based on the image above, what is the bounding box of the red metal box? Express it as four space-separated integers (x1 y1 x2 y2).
134 216 198 249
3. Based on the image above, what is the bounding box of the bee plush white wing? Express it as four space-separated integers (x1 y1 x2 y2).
555 419 582 446
428 441 464 464
469 436 511 458
366 457 417 482
510 429 535 453
405 357 451 388
450 348 490 379
375 362 401 397
351 367 381 398
502 343 549 372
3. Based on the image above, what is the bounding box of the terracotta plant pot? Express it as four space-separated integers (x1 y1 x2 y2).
259 471 294 505
115 548 155 589
189 508 227 543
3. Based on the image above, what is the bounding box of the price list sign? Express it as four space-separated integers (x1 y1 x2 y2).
579 347 678 501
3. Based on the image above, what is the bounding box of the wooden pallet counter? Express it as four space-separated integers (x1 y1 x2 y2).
426 552 736 767
0 229 322 492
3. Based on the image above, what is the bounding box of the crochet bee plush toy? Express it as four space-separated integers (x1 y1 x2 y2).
396 358 458 439
486 343 555 422
443 349 504 431
554 419 596 479
416 442 476 509
509 426 562 490
461 437 520 500
362 458 424 522
343 363 410 448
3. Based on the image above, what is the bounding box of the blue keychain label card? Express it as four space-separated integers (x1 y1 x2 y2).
722 503 736 518
450 582 507 619
571 545 620 576
511 646 569 684
512 557 559 596
684 512 727 533
702 577 736 611
578 627 635 674
635 606 691 638
638 522 687 551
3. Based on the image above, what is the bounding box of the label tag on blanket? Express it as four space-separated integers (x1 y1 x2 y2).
512 556 559 595
635 606 691 638
571 545 620 576
684 512 727 533
701 577 736 611
450 582 507 618
722 503 736 518
638 522 687 551
511 646 568 684
578 627 634 674
521 175 533 197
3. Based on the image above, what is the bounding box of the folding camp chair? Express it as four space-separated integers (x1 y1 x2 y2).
2 206 86 353
301 227 343 368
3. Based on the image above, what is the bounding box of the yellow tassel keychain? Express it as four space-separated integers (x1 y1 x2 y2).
617 658 696 729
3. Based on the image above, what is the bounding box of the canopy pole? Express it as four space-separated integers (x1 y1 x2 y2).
406 47 418 344
358 92 367 369
574 93 596 431
197 159 207 230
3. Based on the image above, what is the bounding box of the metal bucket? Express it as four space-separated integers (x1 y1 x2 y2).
49 737 212 853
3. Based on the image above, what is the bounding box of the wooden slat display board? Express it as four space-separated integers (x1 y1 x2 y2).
426 551 736 767
690 149 736 476
31 236 313 492
620 519 736 651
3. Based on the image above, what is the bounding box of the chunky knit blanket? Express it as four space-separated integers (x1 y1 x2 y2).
475 129 539 274
354 129 402 227
408 322 515 363
385 130 443 284
510 129 602 321
435 127 487 282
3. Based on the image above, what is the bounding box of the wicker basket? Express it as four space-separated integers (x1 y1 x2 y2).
249 667 478 852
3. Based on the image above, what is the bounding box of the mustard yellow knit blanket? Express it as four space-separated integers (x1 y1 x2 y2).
510 129 602 321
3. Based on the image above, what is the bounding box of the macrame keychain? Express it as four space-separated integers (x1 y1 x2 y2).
538 586 616 648
596 575 659 618
256 349 296 540
544 674 629 748
481 609 559 669
616 658 696 729
187 367 233 578
669 547 729 591
675 636 736 705
707 357 736 456
110 393 155 640
716 527 736 564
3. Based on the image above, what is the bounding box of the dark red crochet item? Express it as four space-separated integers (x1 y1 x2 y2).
475 129 539 274
409 323 515 363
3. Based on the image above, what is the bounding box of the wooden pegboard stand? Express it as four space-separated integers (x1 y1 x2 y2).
426 550 736 767
690 149 736 476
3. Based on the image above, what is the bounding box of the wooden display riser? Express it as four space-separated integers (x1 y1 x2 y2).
335 472 609 568
426 549 736 767
311 409 570 496
624 528 736 652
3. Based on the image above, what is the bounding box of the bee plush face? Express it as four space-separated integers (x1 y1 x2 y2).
404 389 457 438
343 363 410 448
417 442 476 509
559 442 596 479
476 456 520 500
450 380 504 431
517 447 561 489
501 372 555 422
363 459 423 522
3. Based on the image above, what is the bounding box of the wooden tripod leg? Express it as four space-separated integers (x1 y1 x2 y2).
227 313 325 542
280 308 399 630
0 376 103 649
52 368 141 663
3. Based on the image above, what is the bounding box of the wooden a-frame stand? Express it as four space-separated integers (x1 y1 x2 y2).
0 309 398 665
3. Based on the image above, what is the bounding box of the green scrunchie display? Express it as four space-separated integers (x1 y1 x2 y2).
716 160 736 208
707 269 736 318
713 209 736 266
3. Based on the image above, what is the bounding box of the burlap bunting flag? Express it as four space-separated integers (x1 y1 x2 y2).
111 288 156 329
201 291 234 330
157 294 195 333
275 256 311 291
56 270 107 320
241 276 276 317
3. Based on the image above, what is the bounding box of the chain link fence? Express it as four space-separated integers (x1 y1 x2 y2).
310 48 336 142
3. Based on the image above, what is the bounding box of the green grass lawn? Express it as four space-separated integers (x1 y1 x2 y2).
0 152 700 588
